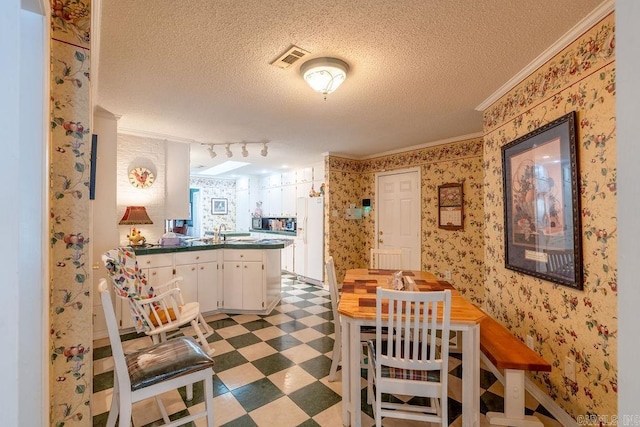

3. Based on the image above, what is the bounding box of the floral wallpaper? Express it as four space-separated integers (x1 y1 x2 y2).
482 14 616 418
49 0 93 425
326 137 485 305
190 177 237 235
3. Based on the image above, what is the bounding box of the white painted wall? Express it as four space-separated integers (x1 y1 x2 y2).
616 0 640 417
117 134 167 244
1 2 48 425
92 109 120 338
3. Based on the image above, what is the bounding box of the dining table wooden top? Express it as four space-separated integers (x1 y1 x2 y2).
338 268 486 325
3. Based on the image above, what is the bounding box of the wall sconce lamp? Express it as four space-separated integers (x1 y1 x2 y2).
119 206 153 246
201 141 269 158
300 57 349 99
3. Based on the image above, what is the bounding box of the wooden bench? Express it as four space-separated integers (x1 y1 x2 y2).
479 313 552 427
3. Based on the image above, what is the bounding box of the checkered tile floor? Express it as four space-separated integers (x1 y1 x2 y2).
92 273 562 426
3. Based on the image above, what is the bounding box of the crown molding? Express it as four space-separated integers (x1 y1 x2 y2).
476 0 614 111
117 127 196 144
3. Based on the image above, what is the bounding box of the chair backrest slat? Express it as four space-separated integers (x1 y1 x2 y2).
376 287 451 371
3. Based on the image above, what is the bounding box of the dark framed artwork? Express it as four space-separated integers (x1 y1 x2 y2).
502 111 583 290
212 198 228 215
438 182 464 230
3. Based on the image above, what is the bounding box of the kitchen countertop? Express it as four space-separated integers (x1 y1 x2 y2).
133 238 293 255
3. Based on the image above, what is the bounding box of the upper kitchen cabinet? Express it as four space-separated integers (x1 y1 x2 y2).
165 141 190 219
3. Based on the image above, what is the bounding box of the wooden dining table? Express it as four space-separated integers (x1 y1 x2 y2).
338 268 486 427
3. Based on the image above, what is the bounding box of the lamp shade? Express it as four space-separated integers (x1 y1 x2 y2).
300 57 349 95
119 206 153 225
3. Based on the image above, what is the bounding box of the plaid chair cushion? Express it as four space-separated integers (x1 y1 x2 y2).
368 340 441 382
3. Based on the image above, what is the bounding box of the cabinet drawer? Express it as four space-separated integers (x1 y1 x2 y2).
175 250 218 265
223 249 263 262
137 253 173 269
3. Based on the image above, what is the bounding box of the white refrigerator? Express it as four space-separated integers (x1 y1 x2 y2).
294 196 324 285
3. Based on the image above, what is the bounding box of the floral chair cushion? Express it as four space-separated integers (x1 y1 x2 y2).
102 247 156 333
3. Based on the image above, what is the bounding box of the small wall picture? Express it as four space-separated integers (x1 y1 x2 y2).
212 198 228 215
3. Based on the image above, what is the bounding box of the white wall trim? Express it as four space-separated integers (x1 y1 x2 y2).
327 131 484 162
480 353 577 427
119 127 199 144
475 0 615 111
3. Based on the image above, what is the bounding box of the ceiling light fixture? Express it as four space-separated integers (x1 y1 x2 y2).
300 57 349 99
201 141 269 158
207 145 217 158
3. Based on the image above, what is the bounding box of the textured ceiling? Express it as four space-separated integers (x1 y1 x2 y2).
96 0 604 177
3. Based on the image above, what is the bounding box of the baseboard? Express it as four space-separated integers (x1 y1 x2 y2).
480 353 576 427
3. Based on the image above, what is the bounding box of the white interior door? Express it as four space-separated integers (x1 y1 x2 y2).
375 169 421 270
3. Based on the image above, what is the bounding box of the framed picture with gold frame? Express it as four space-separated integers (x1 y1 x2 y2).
438 182 463 230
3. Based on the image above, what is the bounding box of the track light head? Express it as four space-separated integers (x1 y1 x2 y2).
207 145 217 158
225 143 233 158
241 143 249 157
261 142 268 157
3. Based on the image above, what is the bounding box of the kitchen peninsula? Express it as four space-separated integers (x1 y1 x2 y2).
119 239 291 329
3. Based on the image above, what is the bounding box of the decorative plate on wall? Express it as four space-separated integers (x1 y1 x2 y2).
128 167 155 188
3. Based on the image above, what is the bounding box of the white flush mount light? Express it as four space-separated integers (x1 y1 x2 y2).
300 57 349 99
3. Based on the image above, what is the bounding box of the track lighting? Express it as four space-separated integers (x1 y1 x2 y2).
201 141 269 158
207 145 217 158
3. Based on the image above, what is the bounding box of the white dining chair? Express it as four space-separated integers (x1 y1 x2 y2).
370 248 403 270
326 256 379 384
98 279 215 427
367 287 452 426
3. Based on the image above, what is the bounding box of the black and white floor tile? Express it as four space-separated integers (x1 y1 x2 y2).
92 273 562 426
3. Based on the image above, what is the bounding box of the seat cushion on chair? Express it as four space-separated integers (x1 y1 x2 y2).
127 337 215 391
368 340 440 382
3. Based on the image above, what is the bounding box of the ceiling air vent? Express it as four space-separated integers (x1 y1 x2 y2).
270 45 310 69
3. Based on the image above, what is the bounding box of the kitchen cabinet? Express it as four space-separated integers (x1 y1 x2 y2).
281 184 296 216
174 251 220 313
281 236 295 273
223 249 265 311
115 245 285 329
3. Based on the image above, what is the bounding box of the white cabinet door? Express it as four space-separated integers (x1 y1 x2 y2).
270 187 282 216
296 181 313 201
174 263 199 305
242 262 264 310
223 261 244 309
282 185 296 217
197 261 219 313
